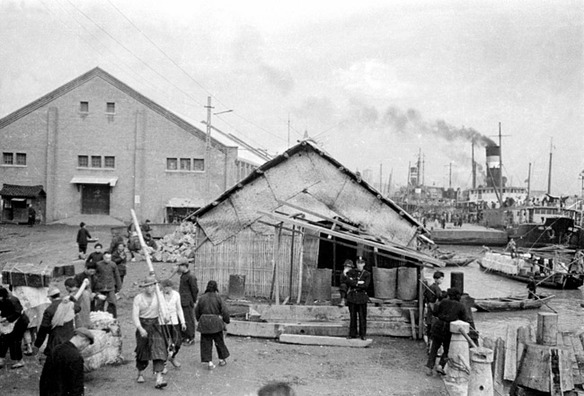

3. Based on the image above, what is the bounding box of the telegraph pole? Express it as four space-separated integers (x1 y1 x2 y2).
205 97 213 201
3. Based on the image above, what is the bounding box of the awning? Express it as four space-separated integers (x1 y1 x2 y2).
70 176 118 187
0 184 46 197
166 197 204 208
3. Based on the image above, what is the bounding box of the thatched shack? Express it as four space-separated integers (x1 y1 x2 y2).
190 141 442 303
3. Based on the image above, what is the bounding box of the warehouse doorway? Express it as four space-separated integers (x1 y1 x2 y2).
81 184 110 215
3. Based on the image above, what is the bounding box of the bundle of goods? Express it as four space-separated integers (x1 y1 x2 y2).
10 286 50 329
151 222 197 263
82 311 123 371
2 262 53 287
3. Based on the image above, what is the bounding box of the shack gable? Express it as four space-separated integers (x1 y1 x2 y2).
197 143 419 247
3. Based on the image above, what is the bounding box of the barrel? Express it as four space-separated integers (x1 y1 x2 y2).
312 269 332 301
228 274 246 299
397 267 417 300
372 267 397 299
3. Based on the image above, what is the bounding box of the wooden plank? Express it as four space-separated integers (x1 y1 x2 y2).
408 308 417 340
550 348 565 396
517 326 531 366
572 333 584 385
493 338 506 396
226 320 284 338
504 325 518 381
279 334 372 348
563 332 583 385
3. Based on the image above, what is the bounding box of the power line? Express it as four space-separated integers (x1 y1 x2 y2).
102 0 288 145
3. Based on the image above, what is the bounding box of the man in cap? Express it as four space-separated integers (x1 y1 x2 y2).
43 327 95 396
177 260 198 345
345 257 371 340
133 276 168 389
425 287 470 376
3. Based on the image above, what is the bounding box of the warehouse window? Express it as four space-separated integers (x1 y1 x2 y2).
80 101 89 113
3 152 14 165
78 156 89 167
166 158 178 170
104 156 115 168
180 158 191 171
106 102 115 114
91 156 102 168
16 153 27 166
193 158 205 172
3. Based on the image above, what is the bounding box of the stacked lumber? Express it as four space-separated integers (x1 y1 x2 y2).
483 326 584 395
83 311 124 371
150 222 197 263
1 262 53 287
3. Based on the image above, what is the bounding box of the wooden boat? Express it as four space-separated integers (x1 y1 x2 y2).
443 255 476 267
473 294 554 312
478 250 584 290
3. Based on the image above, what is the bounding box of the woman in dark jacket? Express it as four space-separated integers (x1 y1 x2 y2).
194 281 230 370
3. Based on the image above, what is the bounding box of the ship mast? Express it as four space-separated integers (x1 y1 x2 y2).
471 141 476 189
547 138 553 195
498 122 503 204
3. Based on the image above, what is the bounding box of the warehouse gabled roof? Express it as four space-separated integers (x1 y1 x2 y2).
0 67 268 165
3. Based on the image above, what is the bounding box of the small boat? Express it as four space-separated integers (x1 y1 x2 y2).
443 255 476 267
473 294 554 312
478 250 583 289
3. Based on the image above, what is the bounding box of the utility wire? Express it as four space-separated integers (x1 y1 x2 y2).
103 0 288 144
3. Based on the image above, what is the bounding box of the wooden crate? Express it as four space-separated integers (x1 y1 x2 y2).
2 262 53 287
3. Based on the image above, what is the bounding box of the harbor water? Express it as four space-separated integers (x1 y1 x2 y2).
424 245 584 341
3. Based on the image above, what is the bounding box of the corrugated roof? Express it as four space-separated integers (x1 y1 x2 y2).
0 184 46 197
195 140 427 234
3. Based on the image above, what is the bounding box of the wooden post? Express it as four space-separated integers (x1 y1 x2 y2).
296 227 305 305
288 225 296 301
537 312 558 346
417 267 424 339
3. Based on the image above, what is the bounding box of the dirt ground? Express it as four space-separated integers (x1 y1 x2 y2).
0 223 448 396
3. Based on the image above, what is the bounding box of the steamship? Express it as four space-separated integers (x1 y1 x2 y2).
461 145 583 249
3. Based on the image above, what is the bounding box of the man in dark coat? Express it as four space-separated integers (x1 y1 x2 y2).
42 327 94 396
345 257 371 340
425 288 471 376
76 222 92 259
84 243 104 268
177 261 198 345
0 288 30 369
94 252 122 318
27 204 36 227
195 280 230 369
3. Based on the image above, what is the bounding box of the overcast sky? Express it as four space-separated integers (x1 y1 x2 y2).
1 0 582 195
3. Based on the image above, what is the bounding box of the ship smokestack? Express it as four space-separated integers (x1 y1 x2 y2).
486 145 503 189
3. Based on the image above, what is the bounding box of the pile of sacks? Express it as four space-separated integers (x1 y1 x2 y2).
151 222 198 263
82 311 124 371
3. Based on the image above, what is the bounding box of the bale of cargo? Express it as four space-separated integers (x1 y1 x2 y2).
11 286 50 328
397 267 418 301
83 311 123 371
2 262 53 287
372 267 397 299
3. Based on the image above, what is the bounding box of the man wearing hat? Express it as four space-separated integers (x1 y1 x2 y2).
345 257 371 340
43 327 95 395
177 260 198 345
425 287 470 376
133 276 168 389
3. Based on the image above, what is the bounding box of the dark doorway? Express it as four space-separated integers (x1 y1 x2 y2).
81 184 110 215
